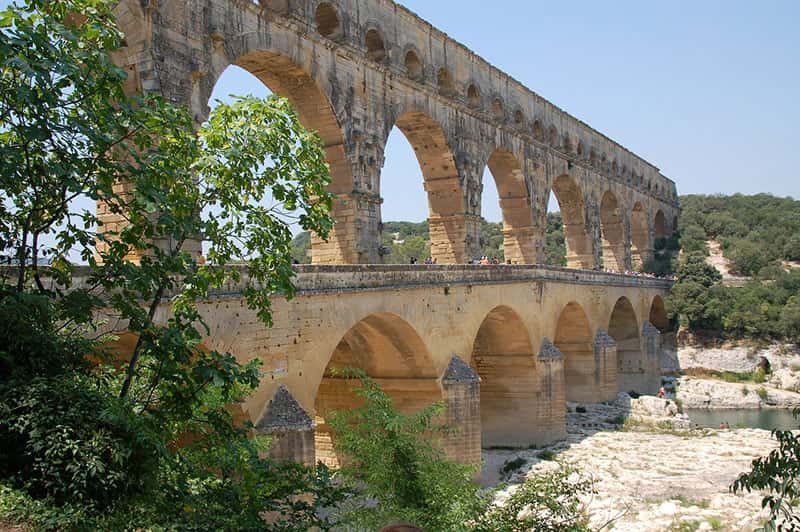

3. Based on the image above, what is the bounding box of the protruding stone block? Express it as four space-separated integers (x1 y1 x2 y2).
440 355 481 466
593 330 618 402
536 339 567 443
257 385 316 465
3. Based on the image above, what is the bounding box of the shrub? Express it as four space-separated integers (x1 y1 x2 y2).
756 387 769 401
501 457 527 475
537 450 557 461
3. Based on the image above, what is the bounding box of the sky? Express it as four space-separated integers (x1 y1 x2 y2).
208 0 799 223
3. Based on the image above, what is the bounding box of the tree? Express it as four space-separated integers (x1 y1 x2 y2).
1 1 344 528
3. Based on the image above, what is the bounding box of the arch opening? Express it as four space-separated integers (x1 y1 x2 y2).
491 98 505 122
484 149 536 264
209 57 354 264
404 50 423 80
550 175 593 269
471 306 538 447
314 3 341 39
387 111 466 263
630 202 650 270
532 120 543 141
314 313 440 467
554 302 596 403
608 297 643 394
365 29 386 63
467 84 481 109
599 191 626 272
514 110 525 127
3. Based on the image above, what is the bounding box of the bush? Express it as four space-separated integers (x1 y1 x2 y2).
756 387 769 401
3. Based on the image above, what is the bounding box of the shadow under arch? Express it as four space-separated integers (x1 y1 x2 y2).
470 305 538 447
551 175 593 269
630 201 650 269
599 191 626 272
314 312 441 467
650 294 677 374
212 49 356 264
654 209 668 241
554 301 599 403
608 297 645 394
485 149 536 264
390 110 467 263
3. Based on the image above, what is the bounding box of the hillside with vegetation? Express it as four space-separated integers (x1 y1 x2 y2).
669 194 800 344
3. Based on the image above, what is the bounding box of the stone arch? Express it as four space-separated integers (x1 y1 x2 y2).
562 133 573 154
470 306 538 447
532 119 543 141
608 297 643 394
654 209 667 240
554 302 595 403
513 109 525 128
392 110 467 263
225 50 355 265
365 28 387 63
314 313 441 467
551 175 593 269
630 201 650 269
438 68 454 97
577 140 585 159
404 49 423 80
491 97 505 122
314 3 342 39
649 295 669 333
548 125 559 147
599 191 626 272
467 83 482 109
650 294 676 374
485 148 536 263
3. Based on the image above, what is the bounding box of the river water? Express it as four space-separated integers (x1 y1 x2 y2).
685 408 798 431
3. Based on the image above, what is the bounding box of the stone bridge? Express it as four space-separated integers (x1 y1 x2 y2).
98 265 672 465
110 0 680 270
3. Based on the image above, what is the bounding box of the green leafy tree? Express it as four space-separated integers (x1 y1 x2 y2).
545 212 567 267
733 409 800 531
0 1 345 529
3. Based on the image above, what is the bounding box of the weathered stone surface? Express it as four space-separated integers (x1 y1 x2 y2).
256 385 314 432
677 376 800 409
441 355 480 383
109 0 679 267
538 338 563 360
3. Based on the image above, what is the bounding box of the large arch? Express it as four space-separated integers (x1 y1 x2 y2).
391 111 467 264
650 295 677 374
485 149 536 264
470 306 538 447
230 51 356 265
630 202 651 269
599 191 626 272
314 313 441 467
554 302 597 403
551 175 593 269
608 297 644 394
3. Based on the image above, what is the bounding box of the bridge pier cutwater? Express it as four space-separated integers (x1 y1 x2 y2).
105 0 679 464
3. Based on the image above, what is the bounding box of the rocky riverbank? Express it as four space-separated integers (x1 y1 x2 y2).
483 396 778 531
676 375 800 409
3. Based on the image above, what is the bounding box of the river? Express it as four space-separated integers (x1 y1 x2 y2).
685 408 798 431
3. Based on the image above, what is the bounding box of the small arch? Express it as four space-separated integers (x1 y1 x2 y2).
589 148 598 165
548 125 559 147
314 313 440 467
365 28 386 63
314 3 342 39
649 295 669 334
576 140 585 158
608 297 643 394
513 109 525 128
532 119 543 140
438 68 454 97
554 302 595 403
562 133 573 154
491 97 505 122
471 306 538 447
467 84 481 109
599 191 625 272
404 49 423 80
612 160 619 176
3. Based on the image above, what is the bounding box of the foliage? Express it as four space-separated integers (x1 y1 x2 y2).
473 464 592 532
326 370 485 530
732 409 800 531
546 212 568 267
324 373 593 531
0 0 344 529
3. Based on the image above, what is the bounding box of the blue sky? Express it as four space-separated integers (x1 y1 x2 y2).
208 0 799 223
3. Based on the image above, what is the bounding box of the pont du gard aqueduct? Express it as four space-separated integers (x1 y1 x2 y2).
108 0 680 466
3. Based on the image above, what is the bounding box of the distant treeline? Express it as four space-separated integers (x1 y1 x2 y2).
668 194 800 343
292 213 568 266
